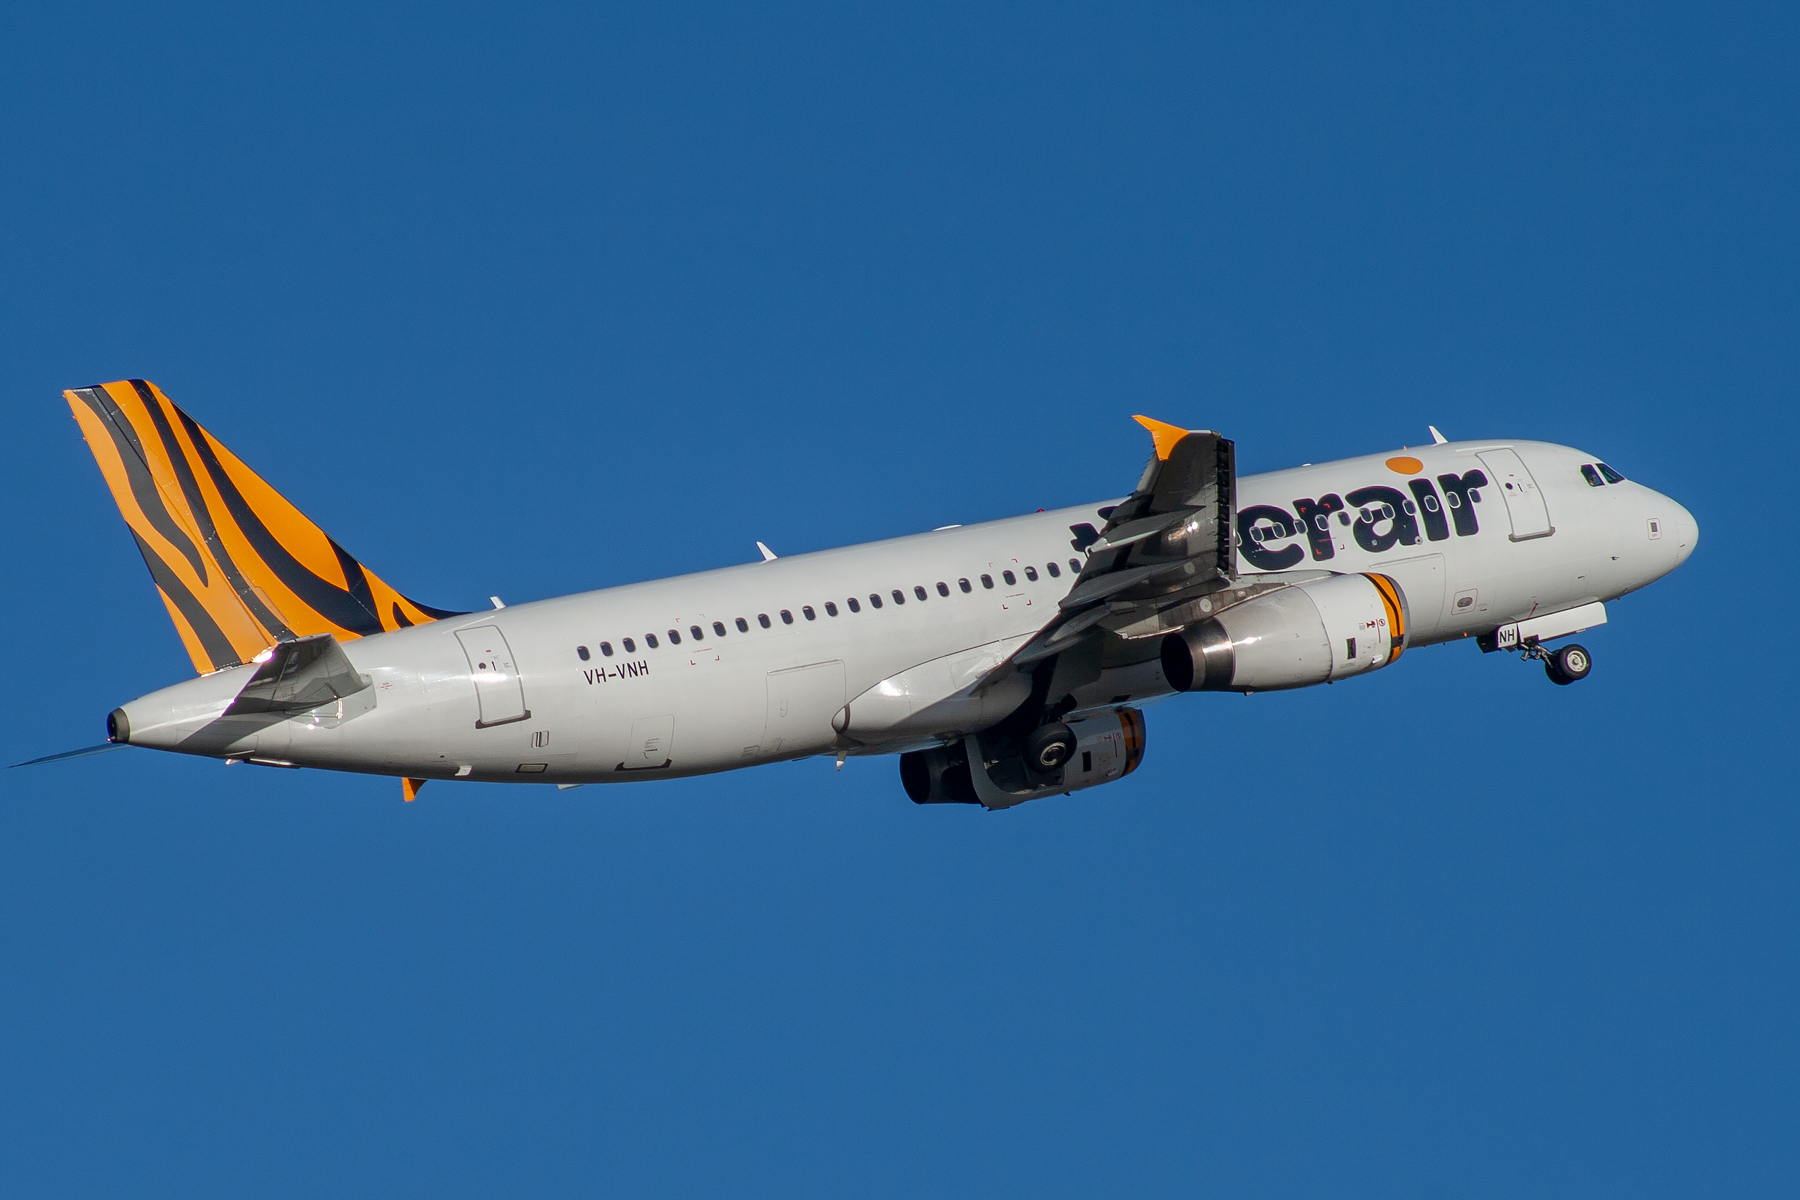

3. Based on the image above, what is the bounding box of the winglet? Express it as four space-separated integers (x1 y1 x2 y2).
1132 415 1190 461
402 777 426 801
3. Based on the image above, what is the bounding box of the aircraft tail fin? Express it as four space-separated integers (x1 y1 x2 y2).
66 379 462 674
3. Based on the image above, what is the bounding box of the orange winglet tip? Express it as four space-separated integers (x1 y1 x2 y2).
1132 414 1191 461
402 777 426 801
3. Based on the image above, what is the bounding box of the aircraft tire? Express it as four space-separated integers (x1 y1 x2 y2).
1024 722 1077 772
1545 643 1592 685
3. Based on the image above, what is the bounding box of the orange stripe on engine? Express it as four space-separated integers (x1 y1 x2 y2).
1364 573 1406 660
1119 708 1147 776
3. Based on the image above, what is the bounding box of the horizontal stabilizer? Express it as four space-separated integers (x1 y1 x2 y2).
11 743 128 768
225 634 370 716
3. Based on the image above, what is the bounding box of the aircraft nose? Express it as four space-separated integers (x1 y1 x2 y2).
1648 489 1692 572
1661 496 1699 566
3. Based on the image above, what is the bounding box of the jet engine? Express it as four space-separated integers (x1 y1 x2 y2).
1160 572 1408 693
900 708 1146 809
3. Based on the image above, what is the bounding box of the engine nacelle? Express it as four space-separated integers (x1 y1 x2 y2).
900 708 1147 809
1160 573 1408 693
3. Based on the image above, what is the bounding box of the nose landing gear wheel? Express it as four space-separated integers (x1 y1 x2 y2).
1545 643 1592 685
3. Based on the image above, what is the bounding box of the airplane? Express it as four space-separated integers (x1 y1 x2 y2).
24 379 1697 809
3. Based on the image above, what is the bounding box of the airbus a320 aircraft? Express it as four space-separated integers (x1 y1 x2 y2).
30 380 1697 808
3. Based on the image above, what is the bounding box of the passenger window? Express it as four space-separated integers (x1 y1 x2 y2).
780 610 793 624
601 642 614 657
1469 488 1482 503
981 574 994 589
826 601 839 616
714 621 727 637
1598 462 1625 483
645 634 658 648
1337 512 1351 525
959 578 972 593
622 638 635 653
1025 566 1038 581
1047 562 1061 578
577 646 590 661
1002 570 1017 585
668 629 681 644
1402 500 1416 515
937 582 950 596
891 589 905 605
1067 558 1081 573
758 613 771 628
690 625 704 641
870 594 883 609
915 586 928 601
803 606 816 620
848 597 861 612
1581 464 1604 487
736 617 749 632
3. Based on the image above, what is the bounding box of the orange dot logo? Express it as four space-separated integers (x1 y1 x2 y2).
1386 455 1424 475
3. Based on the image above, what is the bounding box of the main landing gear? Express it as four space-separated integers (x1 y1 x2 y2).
1522 641 1592 686
1023 722 1078 772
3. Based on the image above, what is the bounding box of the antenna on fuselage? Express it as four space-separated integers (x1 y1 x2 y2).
1428 425 1448 444
756 542 778 561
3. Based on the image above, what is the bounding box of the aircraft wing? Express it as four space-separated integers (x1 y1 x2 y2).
1011 416 1239 666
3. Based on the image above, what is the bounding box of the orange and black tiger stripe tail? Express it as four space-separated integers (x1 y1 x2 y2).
66 379 462 674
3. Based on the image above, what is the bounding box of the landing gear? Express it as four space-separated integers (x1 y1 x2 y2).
1023 722 1077 772
1544 643 1592 686
1507 637 1593 684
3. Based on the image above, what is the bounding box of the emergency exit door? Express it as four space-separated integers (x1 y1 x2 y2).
455 625 530 727
1477 448 1554 542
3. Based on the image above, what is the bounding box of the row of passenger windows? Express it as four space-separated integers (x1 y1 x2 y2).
573 558 1085 661
1245 492 1484 542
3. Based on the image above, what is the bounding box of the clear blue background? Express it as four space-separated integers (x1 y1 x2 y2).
2 3 1794 1195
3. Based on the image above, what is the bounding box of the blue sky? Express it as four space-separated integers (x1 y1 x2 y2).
2 3 1795 1195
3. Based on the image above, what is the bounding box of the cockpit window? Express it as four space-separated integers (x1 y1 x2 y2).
1597 462 1625 484
1581 464 1604 487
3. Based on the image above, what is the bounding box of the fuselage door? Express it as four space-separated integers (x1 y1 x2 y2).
763 660 846 756
455 625 530 727
622 714 675 770
1477 448 1554 542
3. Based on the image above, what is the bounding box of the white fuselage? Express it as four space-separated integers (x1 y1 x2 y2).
118 439 1697 784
